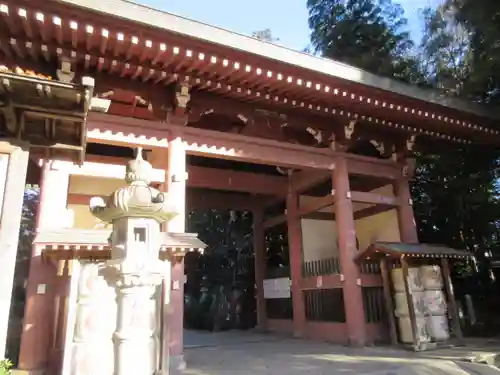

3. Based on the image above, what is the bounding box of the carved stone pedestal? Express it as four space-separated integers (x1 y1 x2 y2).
103 269 163 375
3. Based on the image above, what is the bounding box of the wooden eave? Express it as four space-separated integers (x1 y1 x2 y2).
0 0 498 146
0 71 93 163
35 228 207 261
356 241 472 263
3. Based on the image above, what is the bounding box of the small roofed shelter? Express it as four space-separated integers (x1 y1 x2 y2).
356 242 471 351
35 228 207 262
0 67 95 358
0 69 95 163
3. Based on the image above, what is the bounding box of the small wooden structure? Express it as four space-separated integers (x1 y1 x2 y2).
0 70 95 163
356 242 470 351
36 228 207 263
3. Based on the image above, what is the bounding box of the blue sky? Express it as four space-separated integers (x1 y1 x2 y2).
140 0 439 51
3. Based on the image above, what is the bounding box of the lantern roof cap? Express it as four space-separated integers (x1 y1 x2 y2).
89 148 177 223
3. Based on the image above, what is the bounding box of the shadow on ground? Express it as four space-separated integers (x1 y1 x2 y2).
182 331 500 375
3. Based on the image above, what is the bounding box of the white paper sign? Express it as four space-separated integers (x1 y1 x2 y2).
263 277 291 299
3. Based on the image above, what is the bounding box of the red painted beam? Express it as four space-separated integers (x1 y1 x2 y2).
188 166 286 196
84 155 287 195
87 113 405 178
68 189 258 211
346 158 403 179
290 169 330 193
262 214 287 229
350 191 398 206
87 113 337 169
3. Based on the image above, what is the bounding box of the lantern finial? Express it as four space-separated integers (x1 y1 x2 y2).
125 147 152 185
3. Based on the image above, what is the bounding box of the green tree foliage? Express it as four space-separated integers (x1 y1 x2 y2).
413 146 500 255
447 0 500 104
251 29 279 43
419 4 472 96
413 3 500 265
0 359 13 375
184 209 256 330
7 186 39 364
307 0 415 79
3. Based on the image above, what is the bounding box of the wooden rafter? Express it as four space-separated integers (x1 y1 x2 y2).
0 1 498 145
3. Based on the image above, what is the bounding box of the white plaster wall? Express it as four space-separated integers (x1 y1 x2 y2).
301 218 338 262
301 185 400 262
69 175 125 195
301 210 400 262
355 209 400 251
299 184 394 214
68 175 125 230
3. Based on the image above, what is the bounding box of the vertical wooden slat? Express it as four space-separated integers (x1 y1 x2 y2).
302 258 341 278
312 290 318 320
380 258 398 345
368 290 376 321
441 258 464 345
401 256 419 349
287 192 306 337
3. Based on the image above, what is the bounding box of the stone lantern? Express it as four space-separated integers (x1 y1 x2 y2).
90 148 177 375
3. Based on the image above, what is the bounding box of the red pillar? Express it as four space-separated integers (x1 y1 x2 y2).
286 192 306 337
394 178 418 243
166 137 187 372
253 209 267 331
333 156 366 346
19 160 69 370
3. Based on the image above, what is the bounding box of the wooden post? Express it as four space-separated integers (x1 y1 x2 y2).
166 137 187 372
0 142 29 358
19 160 70 370
149 148 171 373
253 208 267 331
400 256 420 350
394 178 418 243
380 258 398 345
441 258 464 345
333 156 366 346
286 192 306 337
150 140 188 372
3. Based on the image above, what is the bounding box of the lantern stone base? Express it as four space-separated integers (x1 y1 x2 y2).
169 354 186 373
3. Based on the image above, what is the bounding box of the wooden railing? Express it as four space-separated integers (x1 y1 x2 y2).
302 257 341 277
302 258 385 276
360 262 381 274
304 288 346 322
362 286 385 323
